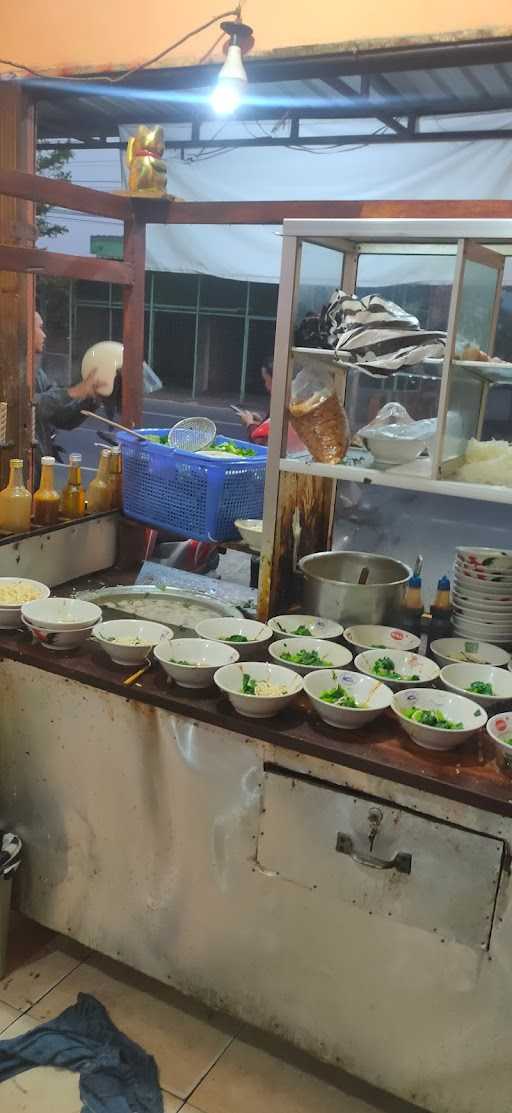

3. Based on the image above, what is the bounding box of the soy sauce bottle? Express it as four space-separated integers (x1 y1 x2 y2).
401 574 424 638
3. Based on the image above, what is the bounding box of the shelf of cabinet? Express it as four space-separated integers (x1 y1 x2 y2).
293 349 512 384
425 358 512 384
279 454 512 504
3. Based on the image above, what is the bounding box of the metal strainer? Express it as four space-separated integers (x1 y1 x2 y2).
167 417 216 452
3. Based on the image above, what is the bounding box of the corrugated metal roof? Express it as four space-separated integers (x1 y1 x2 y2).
30 36 512 145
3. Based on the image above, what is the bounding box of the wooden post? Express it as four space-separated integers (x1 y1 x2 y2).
121 211 146 428
0 85 35 485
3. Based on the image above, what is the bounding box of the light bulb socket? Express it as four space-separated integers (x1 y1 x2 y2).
220 19 253 47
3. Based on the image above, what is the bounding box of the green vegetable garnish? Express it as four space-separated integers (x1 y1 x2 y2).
467 680 493 696
168 658 194 665
210 441 256 457
242 673 256 695
403 707 463 730
225 634 249 643
275 622 313 637
372 656 420 682
280 648 332 667
145 434 169 445
319 685 358 708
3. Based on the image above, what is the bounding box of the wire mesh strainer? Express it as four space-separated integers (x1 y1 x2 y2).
167 417 216 452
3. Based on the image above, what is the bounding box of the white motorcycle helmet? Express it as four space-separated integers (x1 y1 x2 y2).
81 341 162 396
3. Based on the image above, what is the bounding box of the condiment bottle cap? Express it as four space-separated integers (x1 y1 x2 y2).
69 453 82 464
437 575 450 590
41 456 55 465
408 574 422 587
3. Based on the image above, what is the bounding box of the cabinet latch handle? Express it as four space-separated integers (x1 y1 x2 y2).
336 833 412 875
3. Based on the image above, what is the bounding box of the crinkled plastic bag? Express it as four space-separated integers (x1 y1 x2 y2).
289 367 350 464
358 402 436 444
142 361 163 395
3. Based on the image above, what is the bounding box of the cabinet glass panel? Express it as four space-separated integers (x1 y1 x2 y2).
455 257 501 356
439 249 502 475
356 251 456 333
295 241 344 329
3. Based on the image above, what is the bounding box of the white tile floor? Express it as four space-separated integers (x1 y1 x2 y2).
0 919 425 1112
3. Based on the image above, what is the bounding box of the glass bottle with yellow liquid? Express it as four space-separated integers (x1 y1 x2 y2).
33 455 60 526
87 448 112 513
0 458 32 534
108 445 123 510
60 453 85 519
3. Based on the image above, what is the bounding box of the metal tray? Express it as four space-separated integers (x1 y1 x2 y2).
78 585 241 635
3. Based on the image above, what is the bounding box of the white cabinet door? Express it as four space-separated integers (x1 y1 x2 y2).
257 768 505 948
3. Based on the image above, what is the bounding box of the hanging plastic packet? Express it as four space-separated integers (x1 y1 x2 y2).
142 362 163 395
288 366 350 464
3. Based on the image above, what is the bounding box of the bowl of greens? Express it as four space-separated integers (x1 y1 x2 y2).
268 614 344 641
269 637 352 676
214 662 302 718
440 663 512 709
487 712 512 770
355 649 439 689
154 638 239 688
304 669 393 729
195 618 273 659
393 688 486 750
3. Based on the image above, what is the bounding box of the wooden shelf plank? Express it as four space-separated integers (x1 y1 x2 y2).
0 243 133 284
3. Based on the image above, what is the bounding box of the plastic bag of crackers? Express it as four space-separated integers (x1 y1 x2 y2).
288 366 350 464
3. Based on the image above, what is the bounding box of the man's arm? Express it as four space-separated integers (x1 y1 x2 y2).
34 372 99 431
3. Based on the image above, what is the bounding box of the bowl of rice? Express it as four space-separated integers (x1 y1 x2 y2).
214 661 302 718
0 578 50 629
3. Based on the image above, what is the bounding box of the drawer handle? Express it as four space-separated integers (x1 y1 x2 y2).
336 833 412 875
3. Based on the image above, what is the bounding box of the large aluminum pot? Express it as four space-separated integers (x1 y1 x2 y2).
298 550 411 626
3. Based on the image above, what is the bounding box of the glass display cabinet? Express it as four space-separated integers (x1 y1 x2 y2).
258 219 512 616
267 218 512 495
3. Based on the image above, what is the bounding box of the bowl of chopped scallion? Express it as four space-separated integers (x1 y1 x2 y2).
393 688 487 750
269 637 352 676
304 669 393 729
440 663 512 708
355 649 439 690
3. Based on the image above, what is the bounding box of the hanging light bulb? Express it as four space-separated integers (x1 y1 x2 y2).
210 20 253 116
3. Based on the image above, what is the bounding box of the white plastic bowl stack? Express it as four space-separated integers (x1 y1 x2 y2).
21 597 102 651
452 547 512 645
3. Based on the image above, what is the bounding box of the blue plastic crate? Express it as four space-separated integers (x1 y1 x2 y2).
117 430 267 542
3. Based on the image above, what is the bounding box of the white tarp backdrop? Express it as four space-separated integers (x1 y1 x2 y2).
120 115 512 285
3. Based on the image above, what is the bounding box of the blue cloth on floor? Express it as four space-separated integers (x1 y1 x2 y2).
0 992 164 1113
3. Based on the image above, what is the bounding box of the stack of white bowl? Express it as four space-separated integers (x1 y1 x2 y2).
452 547 512 645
